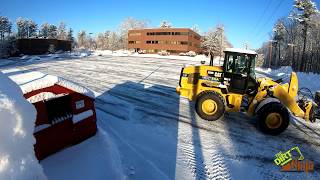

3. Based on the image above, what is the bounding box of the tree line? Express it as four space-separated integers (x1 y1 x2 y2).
1 15 233 57
201 24 233 57
0 16 74 57
0 17 74 40
76 17 149 50
258 0 320 73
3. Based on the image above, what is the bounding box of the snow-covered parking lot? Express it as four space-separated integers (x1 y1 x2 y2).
1 55 320 179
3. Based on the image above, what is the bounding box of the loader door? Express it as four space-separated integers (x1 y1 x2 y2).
223 53 255 94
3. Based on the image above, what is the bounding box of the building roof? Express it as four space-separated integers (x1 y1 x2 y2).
224 48 257 55
128 28 200 35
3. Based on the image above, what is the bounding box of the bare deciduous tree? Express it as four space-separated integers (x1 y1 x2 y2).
118 17 149 49
260 0 320 73
57 22 67 40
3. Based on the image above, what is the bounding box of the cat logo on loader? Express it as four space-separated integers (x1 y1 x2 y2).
176 48 320 135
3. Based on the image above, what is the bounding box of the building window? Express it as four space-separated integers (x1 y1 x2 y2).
194 35 201 40
146 31 190 36
147 32 155 36
180 32 188 36
129 33 141 36
180 41 188 45
129 41 140 44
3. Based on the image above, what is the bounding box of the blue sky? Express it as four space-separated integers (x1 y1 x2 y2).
1 0 319 49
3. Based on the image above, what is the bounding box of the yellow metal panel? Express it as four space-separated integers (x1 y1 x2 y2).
248 90 267 116
272 84 305 118
304 101 313 121
288 72 298 98
225 94 243 112
178 65 224 101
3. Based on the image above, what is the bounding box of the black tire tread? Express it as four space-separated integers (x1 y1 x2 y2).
195 91 225 121
257 102 290 135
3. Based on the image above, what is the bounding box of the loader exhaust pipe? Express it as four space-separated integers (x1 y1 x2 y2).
210 51 214 66
314 91 320 121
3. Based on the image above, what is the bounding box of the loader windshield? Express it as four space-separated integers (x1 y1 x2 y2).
224 52 257 80
224 53 253 75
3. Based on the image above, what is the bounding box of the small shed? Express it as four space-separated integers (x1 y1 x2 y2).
9 71 97 160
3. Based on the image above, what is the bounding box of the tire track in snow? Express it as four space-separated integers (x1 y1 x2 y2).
177 142 230 180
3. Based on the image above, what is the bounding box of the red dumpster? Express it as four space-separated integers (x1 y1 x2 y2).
9 71 97 160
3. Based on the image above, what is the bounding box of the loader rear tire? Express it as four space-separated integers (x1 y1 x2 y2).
257 102 290 135
195 91 225 121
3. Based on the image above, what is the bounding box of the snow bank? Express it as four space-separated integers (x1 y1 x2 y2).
26 56 41 63
71 49 92 57
112 49 131 57
256 66 320 93
0 72 47 180
8 71 95 99
92 50 113 56
20 55 29 60
0 59 14 67
91 50 221 64
131 53 222 65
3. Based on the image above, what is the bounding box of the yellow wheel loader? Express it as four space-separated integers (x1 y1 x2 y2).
176 48 320 135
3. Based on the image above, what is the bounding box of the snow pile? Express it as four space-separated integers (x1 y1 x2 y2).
112 49 131 57
92 50 113 56
0 59 13 67
71 49 92 58
26 56 41 63
47 54 60 59
132 53 221 64
256 66 320 93
0 72 47 180
20 55 29 60
8 71 94 99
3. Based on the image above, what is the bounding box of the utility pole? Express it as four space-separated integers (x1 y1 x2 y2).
89 32 93 50
243 41 249 50
269 41 272 68
217 26 223 65
288 43 295 68
268 40 277 68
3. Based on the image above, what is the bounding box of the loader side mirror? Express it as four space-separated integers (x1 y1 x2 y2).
200 60 205 65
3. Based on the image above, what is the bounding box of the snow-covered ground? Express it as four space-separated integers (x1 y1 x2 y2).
0 53 320 179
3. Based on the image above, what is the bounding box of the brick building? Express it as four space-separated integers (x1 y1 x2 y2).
127 28 201 54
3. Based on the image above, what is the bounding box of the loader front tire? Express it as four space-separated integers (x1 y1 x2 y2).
257 102 290 135
195 91 225 121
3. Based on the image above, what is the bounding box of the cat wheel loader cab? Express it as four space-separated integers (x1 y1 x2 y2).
176 48 319 135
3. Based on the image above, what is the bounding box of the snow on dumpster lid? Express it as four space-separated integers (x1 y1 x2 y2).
224 48 257 55
7 71 95 99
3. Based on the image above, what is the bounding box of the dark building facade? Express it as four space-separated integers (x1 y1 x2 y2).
16 38 71 55
128 28 201 54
